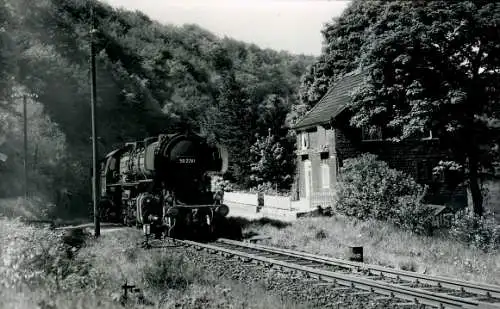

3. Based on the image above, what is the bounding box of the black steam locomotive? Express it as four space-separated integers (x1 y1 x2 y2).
98 131 230 240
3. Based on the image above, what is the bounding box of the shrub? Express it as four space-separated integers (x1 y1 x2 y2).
449 210 500 252
390 194 435 235
0 218 99 292
249 182 290 196
336 153 425 221
211 176 234 192
142 254 196 292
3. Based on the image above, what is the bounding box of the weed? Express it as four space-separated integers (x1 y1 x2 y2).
142 254 195 292
315 229 328 240
251 215 500 285
0 218 308 309
449 210 500 252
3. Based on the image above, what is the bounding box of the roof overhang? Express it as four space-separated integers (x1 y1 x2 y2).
292 122 322 131
292 106 348 131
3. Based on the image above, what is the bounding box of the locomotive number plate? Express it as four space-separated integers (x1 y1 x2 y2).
178 158 196 164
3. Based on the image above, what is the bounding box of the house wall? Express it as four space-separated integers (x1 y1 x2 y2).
295 125 339 208
294 118 468 210
334 124 467 209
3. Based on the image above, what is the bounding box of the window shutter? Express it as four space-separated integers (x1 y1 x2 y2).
322 163 330 188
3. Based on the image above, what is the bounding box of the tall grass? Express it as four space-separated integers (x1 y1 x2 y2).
0 217 305 309
250 215 500 285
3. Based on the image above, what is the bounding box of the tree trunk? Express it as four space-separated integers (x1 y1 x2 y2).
468 156 484 216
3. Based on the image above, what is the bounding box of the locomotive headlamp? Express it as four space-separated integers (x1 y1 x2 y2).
166 207 179 217
215 204 229 217
143 223 151 236
148 215 159 221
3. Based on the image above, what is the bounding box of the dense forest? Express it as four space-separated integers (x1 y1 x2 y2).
0 0 315 217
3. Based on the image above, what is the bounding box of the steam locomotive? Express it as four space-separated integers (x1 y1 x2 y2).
98 131 230 240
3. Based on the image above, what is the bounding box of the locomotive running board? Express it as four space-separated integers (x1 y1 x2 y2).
106 179 154 187
173 205 219 208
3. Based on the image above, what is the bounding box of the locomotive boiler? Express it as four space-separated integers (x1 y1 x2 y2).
98 131 229 240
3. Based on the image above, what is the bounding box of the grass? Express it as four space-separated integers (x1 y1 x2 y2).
0 197 93 227
0 217 305 309
0 197 49 219
239 215 500 285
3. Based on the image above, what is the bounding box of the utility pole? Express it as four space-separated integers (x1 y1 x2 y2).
23 94 28 201
90 1 100 238
11 91 37 203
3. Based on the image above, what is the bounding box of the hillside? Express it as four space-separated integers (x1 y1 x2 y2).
0 0 315 217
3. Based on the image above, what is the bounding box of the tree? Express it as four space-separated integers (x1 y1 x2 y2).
346 1 500 216
211 72 256 186
249 129 292 191
0 0 16 104
296 0 389 119
205 45 256 186
257 94 289 137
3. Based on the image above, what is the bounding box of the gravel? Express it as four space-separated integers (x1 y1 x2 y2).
171 242 410 309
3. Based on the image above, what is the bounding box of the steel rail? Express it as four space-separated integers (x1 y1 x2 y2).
173 238 500 309
218 238 500 301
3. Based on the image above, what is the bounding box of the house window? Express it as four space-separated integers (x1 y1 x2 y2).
422 130 435 140
433 166 446 183
417 160 431 182
301 132 309 150
361 125 383 141
417 159 445 183
319 126 328 146
321 162 330 189
304 160 312 198
410 129 436 140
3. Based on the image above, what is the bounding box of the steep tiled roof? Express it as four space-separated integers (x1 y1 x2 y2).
293 70 367 130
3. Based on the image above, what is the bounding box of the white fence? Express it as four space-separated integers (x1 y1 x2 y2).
311 191 338 208
223 192 258 206
263 195 292 210
223 190 339 221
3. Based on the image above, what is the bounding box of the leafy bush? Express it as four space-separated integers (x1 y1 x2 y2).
249 132 294 191
449 211 500 252
142 254 197 292
0 218 101 292
336 153 425 221
390 194 435 235
211 175 233 192
247 182 291 196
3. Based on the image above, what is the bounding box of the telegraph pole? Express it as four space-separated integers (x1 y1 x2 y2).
23 94 28 201
11 91 37 202
90 1 100 237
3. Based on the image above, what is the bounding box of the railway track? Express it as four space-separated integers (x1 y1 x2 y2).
167 237 500 309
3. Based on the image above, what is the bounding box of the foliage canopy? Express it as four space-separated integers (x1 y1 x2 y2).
0 0 314 213
298 0 500 215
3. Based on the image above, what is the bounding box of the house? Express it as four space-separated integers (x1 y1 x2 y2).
291 70 468 212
